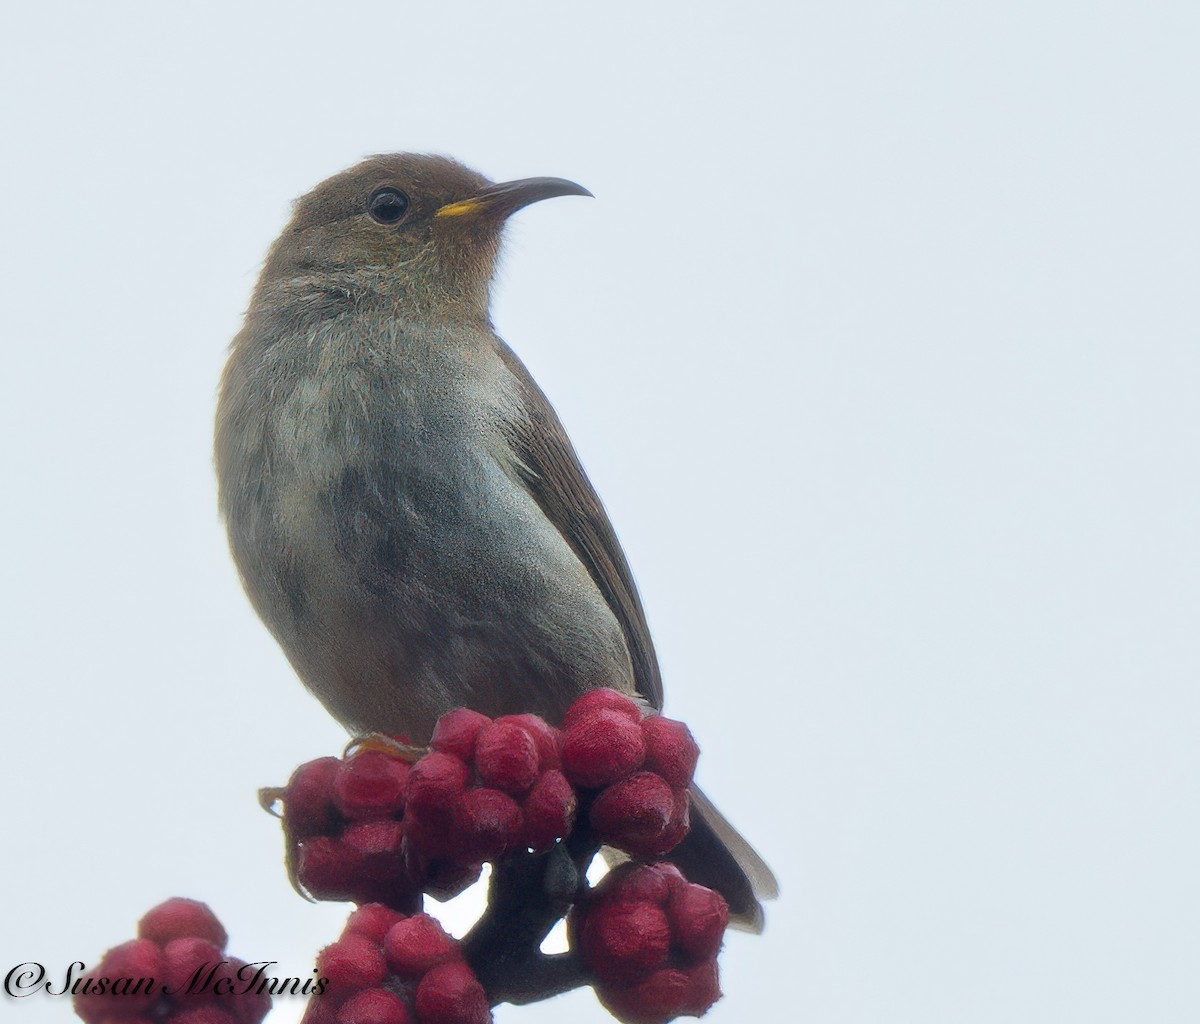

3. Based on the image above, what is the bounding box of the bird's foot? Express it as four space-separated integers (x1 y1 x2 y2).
343 731 426 763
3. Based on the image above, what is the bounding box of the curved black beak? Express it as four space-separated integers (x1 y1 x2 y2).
435 176 593 221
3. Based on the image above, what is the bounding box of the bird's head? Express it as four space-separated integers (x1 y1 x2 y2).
257 153 591 319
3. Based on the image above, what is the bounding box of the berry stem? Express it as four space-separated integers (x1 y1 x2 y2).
462 814 599 1005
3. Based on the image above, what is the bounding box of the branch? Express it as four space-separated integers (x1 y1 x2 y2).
463 814 600 1005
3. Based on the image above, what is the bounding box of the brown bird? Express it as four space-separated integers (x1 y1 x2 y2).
215 153 777 928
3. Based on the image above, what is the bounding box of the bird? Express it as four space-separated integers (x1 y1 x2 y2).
215 153 777 928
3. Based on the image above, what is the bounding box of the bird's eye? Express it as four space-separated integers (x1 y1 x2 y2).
367 187 410 224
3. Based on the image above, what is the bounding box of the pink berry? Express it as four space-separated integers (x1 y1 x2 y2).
429 708 492 762
334 752 410 820
405 753 469 817
561 710 646 789
563 688 643 729
667 884 730 962
299 996 338 1024
679 960 722 1015
520 770 577 850
222 959 273 1024
74 939 162 1019
598 960 721 1024
494 714 562 769
345 905 408 943
316 935 388 991
579 901 671 983
474 722 540 795
589 772 677 856
402 844 483 902
454 787 522 862
607 863 686 906
138 898 229 950
382 914 460 978
298 837 359 900
336 988 413 1024
400 815 450 866
171 1010 238 1024
661 788 692 846
285 757 342 839
342 820 407 881
98 938 163 993
413 962 491 1024
161 937 225 997
639 716 700 789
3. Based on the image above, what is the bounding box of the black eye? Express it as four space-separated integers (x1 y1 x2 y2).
367 187 410 224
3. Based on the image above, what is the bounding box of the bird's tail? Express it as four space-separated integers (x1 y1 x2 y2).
665 784 779 932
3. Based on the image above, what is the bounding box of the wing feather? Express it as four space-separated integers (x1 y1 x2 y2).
492 339 664 710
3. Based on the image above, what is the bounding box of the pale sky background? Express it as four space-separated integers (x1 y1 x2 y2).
2 2 1198 1023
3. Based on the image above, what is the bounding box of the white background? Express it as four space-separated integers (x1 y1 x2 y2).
2 2 1198 1022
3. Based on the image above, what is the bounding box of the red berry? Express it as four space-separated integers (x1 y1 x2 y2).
100 938 163 1001
336 988 413 1024
406 753 469 817
640 716 700 789
561 710 646 789
599 960 721 1024
382 914 460 978
668 884 730 962
401 841 483 902
342 820 407 881
161 937 225 997
429 708 492 762
681 960 722 1014
520 770 577 850
413 962 491 1024
299 996 339 1024
454 787 522 862
589 772 678 855
345 905 408 943
317 935 388 991
170 1010 238 1024
494 714 562 769
220 959 273 1024
563 688 643 729
298 837 359 900
334 752 410 820
579 901 671 982
400 807 446 860
474 722 540 795
74 939 162 1022
285 757 342 839
606 862 686 906
138 898 229 950
662 788 691 847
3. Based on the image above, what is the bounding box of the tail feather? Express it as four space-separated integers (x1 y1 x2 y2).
665 784 778 932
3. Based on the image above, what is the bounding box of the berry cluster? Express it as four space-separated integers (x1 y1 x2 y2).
282 691 700 909
411 709 577 894
303 904 489 1024
76 697 735 1024
570 864 728 1024
286 749 423 909
559 690 699 857
74 898 271 1024
284 710 578 906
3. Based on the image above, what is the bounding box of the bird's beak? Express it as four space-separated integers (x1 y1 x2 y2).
435 177 593 220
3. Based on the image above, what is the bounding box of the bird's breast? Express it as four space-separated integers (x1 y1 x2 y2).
219 311 633 738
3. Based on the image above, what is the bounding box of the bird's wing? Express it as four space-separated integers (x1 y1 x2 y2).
492 339 664 710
